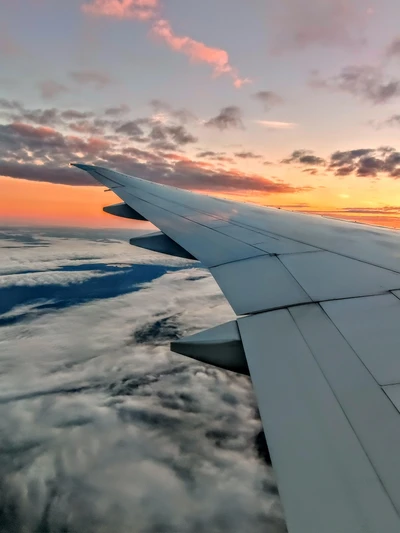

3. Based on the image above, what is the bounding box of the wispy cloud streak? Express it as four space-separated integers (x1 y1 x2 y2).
151 19 251 88
81 1 249 87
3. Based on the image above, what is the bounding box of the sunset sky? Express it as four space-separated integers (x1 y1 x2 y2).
2 0 400 228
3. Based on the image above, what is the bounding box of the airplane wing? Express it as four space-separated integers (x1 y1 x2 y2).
73 163 400 533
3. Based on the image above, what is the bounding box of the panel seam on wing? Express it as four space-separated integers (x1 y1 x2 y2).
288 304 400 521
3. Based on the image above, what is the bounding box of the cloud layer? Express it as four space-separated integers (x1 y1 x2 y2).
0 98 304 195
282 146 400 178
272 0 368 51
0 228 285 533
311 66 400 104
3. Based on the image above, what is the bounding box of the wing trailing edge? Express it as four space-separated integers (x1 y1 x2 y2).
171 320 249 375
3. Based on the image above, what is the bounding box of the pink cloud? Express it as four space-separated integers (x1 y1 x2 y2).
81 0 159 20
151 19 251 87
81 2 250 87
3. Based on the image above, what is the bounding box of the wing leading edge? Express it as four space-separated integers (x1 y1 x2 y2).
74 163 400 532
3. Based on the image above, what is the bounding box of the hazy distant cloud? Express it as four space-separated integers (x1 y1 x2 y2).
310 66 400 104
386 37 400 58
0 32 23 57
81 0 159 20
255 120 296 129
149 100 197 124
384 115 400 127
205 106 244 131
272 0 367 51
63 109 95 120
282 150 325 166
0 98 22 111
38 80 69 100
196 151 222 158
234 151 262 160
70 70 111 88
104 104 130 116
337 205 400 215
195 151 233 163
151 20 251 88
252 91 284 110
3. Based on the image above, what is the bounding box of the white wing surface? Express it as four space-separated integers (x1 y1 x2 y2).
74 164 400 532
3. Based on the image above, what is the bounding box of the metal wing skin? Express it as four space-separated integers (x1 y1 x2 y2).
74 163 400 533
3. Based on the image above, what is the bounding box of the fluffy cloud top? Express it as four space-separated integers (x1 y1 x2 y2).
0 228 285 533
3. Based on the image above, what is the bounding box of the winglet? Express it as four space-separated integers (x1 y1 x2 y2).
70 163 97 171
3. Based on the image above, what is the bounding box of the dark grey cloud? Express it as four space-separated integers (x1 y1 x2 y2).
330 148 374 166
16 107 60 126
61 109 95 120
116 120 145 138
282 149 325 166
205 106 244 131
147 124 197 147
0 99 96 128
329 148 400 177
234 151 263 159
148 139 179 152
38 80 69 99
104 104 130 116
310 66 400 104
252 91 284 110
166 125 197 145
196 151 233 162
70 70 111 88
196 151 221 158
281 146 400 179
149 99 197 124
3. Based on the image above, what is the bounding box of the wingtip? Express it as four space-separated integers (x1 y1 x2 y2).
70 163 96 171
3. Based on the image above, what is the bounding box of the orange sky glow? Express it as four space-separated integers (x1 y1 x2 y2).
2 0 400 233
3 174 400 231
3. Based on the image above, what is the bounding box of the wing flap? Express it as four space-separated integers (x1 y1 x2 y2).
238 308 400 533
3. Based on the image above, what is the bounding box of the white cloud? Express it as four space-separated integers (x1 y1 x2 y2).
0 230 285 532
